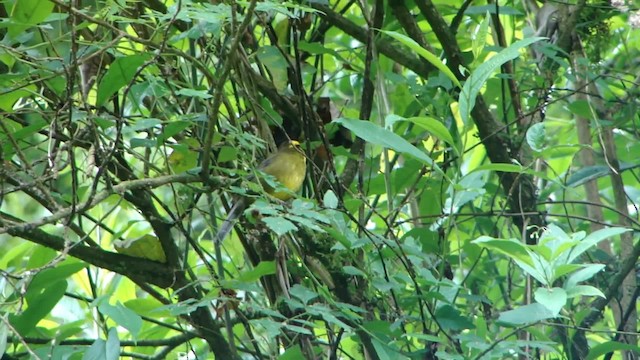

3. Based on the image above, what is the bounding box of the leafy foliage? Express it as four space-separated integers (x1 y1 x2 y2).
1 0 639 359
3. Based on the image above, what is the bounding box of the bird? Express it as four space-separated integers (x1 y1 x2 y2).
214 140 306 243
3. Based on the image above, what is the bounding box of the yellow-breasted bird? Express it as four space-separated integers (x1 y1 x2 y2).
215 140 306 243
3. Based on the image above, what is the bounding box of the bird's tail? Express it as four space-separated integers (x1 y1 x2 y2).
214 198 247 244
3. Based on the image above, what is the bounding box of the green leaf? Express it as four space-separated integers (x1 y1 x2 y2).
0 318 8 356
386 115 457 152
567 99 594 119
158 120 191 143
82 329 120 360
565 264 605 289
278 345 305 360
566 285 605 299
238 261 276 282
98 302 142 338
534 287 566 316
587 341 640 360
459 37 544 124
472 236 531 265
565 165 610 188
298 41 351 65
121 118 162 134
307 304 352 330
262 216 298 236
334 118 446 178
289 284 318 305
469 163 549 180
323 190 338 209
256 46 289 92
0 82 36 112
567 227 630 263
381 30 461 88
28 262 87 293
553 264 583 279
83 338 107 360
526 122 546 152
97 54 151 106
342 265 367 277
472 12 491 58
175 88 213 99
370 337 408 360
10 279 67 335
285 214 326 232
130 138 157 149
527 251 554 286
498 303 555 325
435 305 475 331
9 0 55 38
105 328 120 360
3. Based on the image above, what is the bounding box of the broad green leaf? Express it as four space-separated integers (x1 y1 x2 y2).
9 0 54 37
534 287 566 316
566 99 594 119
123 298 168 317
278 345 305 360
0 82 36 112
472 12 491 58
472 236 531 264
286 214 326 232
587 342 640 360
130 138 157 149
469 163 549 180
381 30 461 88
371 337 407 360
98 302 142 338
459 37 544 124
175 88 213 99
83 338 107 360
158 120 191 143
0 319 7 356
565 165 610 188
565 264 605 289
323 190 338 209
10 279 67 335
121 118 162 134
82 329 120 360
28 261 87 293
386 114 457 152
526 122 546 152
263 216 298 236
238 261 276 282
342 265 367 277
252 318 283 338
526 250 554 286
298 41 351 65
307 304 352 330
289 284 318 305
553 264 583 279
435 305 475 331
256 46 289 92
105 328 120 360
567 227 630 263
334 118 446 178
566 285 605 299
473 236 552 284
284 324 313 335
498 303 555 325
536 224 573 262
97 54 151 106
